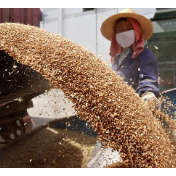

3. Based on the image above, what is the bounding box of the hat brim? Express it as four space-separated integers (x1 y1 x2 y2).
101 13 153 41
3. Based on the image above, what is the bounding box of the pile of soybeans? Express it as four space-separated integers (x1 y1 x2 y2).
0 23 176 168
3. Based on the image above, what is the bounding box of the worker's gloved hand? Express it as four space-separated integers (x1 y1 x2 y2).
141 92 156 102
141 92 161 110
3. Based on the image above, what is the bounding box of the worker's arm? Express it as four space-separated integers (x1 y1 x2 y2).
136 49 160 99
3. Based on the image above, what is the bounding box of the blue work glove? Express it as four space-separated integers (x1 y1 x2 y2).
141 92 161 110
141 92 156 102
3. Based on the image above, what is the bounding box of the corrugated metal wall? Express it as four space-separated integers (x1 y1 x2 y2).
0 8 40 27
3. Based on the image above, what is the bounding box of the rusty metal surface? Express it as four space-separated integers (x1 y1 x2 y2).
0 100 33 119
0 8 40 27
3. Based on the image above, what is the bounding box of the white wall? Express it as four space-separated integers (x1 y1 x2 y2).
96 9 118 66
63 8 83 16
40 8 156 67
40 8 63 35
63 10 97 55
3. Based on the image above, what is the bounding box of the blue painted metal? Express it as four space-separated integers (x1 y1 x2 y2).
161 88 176 116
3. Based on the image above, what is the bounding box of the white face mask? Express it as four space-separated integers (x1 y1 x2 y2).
116 30 135 48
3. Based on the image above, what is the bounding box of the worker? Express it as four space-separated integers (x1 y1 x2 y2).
87 8 160 168
101 8 160 101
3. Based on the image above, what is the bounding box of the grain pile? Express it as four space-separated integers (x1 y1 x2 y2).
0 23 176 168
0 127 97 168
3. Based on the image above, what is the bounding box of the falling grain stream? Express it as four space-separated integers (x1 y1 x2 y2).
0 23 176 168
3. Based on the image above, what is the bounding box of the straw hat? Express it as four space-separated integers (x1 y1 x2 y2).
101 8 153 41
